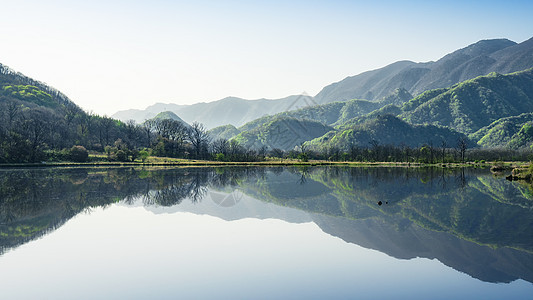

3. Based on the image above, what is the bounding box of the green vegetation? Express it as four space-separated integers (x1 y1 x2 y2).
208 124 241 141
1 85 57 108
400 68 533 134
472 113 533 148
2 56 533 165
233 117 333 151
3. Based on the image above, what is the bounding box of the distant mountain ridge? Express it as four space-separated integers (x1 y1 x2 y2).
314 37 533 103
113 95 315 129
113 37 533 131
215 68 533 151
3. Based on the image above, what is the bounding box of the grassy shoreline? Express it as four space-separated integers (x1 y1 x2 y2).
0 159 522 169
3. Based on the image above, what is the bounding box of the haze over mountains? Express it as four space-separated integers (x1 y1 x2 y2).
113 37 533 130
113 95 315 129
2 36 533 156
314 38 533 103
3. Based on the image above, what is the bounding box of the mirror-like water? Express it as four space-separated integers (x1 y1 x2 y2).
0 166 532 299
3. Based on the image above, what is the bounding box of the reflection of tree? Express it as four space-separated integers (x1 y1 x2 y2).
245 166 533 253
144 171 210 206
2 166 533 261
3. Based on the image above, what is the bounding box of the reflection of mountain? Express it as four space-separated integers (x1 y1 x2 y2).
239 167 533 252
142 188 311 224
1 166 532 285
312 214 533 284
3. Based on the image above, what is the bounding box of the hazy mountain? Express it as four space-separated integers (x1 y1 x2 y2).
226 88 413 143
112 94 316 129
112 37 533 135
148 111 190 127
208 124 241 141
314 38 533 104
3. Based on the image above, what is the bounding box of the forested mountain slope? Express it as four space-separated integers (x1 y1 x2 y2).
314 38 533 104
400 68 533 134
305 115 467 150
471 113 533 149
0 63 140 162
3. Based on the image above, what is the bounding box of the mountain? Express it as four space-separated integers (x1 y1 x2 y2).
471 113 533 149
400 68 533 134
217 88 412 143
149 111 190 127
112 37 533 136
233 117 333 150
0 63 77 109
112 94 316 129
208 124 241 141
314 38 533 104
155 65 533 151
305 114 468 150
0 62 150 162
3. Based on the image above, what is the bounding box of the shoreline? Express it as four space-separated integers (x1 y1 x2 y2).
0 160 513 169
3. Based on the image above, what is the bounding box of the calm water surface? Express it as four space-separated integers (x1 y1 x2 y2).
0 166 532 299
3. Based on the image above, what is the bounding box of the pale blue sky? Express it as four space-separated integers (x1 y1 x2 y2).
1 0 532 115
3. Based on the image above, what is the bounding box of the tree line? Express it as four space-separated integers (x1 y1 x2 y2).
1 91 532 164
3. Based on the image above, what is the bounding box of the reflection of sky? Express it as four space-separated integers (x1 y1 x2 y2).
1 202 532 299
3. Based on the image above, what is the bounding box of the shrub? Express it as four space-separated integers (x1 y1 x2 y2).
139 150 150 162
70 145 88 162
116 150 128 162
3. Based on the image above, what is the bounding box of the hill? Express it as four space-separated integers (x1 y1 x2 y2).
0 63 144 163
305 115 468 150
231 88 413 139
0 63 77 109
112 37 533 135
149 111 190 127
233 117 333 150
208 124 241 141
314 38 533 104
400 68 533 134
471 113 533 149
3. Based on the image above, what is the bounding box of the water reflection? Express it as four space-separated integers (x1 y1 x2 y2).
0 166 532 286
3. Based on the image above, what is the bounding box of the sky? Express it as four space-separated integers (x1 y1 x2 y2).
1 0 533 116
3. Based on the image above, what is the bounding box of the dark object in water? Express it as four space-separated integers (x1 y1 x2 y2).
378 201 382 206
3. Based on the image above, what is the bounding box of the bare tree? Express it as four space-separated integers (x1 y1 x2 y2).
440 140 447 163
212 138 229 155
456 138 468 163
142 119 155 147
7 101 20 129
188 122 210 159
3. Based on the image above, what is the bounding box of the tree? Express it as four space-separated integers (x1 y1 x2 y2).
98 117 115 146
440 140 447 163
457 138 468 163
188 122 210 159
139 149 150 162
212 138 229 156
22 109 49 162
142 119 155 147
6 101 20 129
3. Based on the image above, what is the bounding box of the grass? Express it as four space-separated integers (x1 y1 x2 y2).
0 155 516 169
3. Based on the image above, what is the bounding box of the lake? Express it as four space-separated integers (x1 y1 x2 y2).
0 166 532 299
